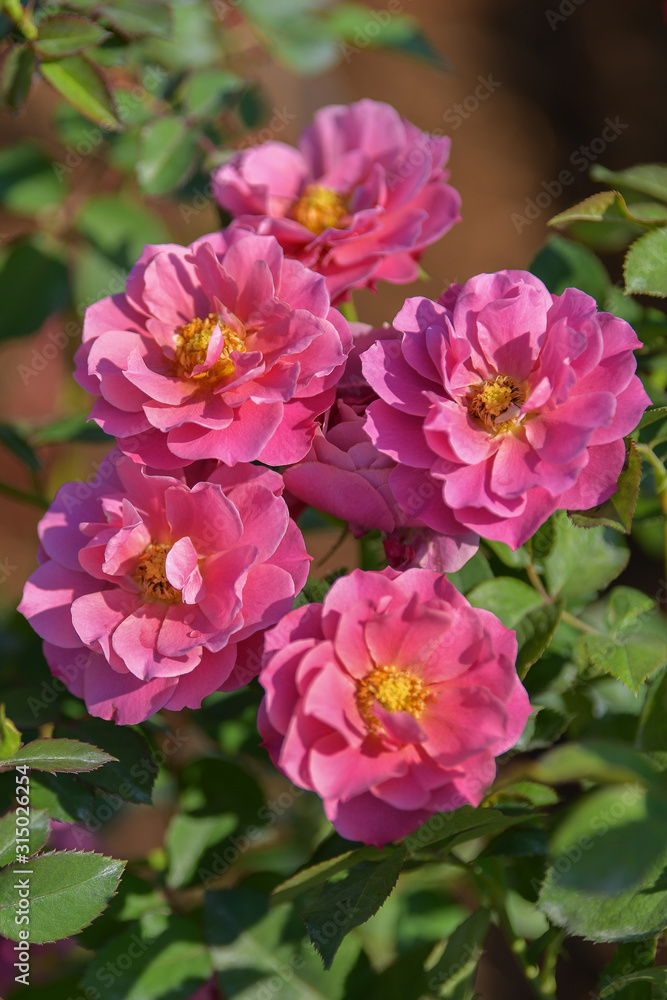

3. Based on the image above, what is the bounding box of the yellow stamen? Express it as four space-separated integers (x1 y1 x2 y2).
135 542 181 603
467 374 525 433
175 313 245 382
293 184 348 235
356 664 431 732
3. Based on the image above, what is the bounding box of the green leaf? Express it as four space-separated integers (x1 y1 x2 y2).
30 411 111 446
483 538 530 568
530 740 661 787
576 586 667 693
591 164 667 204
166 813 237 888
137 115 200 195
0 142 65 216
624 227 667 297
206 887 361 998
597 939 658 1000
271 845 385 907
0 240 69 342
569 441 641 533
425 910 490 999
302 847 405 969
549 190 646 229
542 512 629 598
467 578 542 628
516 601 563 678
0 705 21 760
1 43 35 111
0 807 49 866
74 193 170 261
29 772 96 824
0 738 117 773
40 55 120 129
638 406 667 432
530 235 611 304
539 785 667 941
600 969 667 998
0 424 41 470
181 67 243 119
0 849 125 943
98 0 173 39
466 578 562 677
79 916 213 1000
57 718 156 805
637 669 667 752
446 550 493 594
35 15 110 57
403 805 528 855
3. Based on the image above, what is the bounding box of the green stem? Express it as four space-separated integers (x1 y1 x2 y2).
528 561 599 635
1 0 37 39
339 297 359 323
636 443 667 584
0 480 49 509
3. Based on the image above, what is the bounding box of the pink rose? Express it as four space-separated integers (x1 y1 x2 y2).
284 324 477 570
19 454 310 725
74 230 351 469
212 99 461 301
362 271 650 549
258 567 530 846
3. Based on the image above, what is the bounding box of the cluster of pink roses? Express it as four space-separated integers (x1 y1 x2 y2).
20 100 649 845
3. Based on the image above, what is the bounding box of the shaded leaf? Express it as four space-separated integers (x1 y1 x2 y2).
0 142 65 215
271 845 385 907
0 240 69 342
58 718 156 805
137 116 200 195
426 909 490 999
30 412 111 446
1 44 34 111
166 813 237 889
516 601 563 678
569 441 640 533
98 0 173 39
40 55 120 128
29 772 96 824
539 785 667 941
591 164 667 204
302 848 405 969
80 916 213 1000
542 512 629 598
35 15 110 57
624 227 667 298
0 850 125 943
0 424 40 470
530 235 611 304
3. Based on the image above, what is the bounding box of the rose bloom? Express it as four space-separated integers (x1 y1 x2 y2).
362 271 650 549
258 567 530 846
212 99 461 302
19 455 309 725
74 230 350 469
284 324 478 571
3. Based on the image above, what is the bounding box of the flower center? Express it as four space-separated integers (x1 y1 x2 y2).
135 542 181 603
292 184 348 234
467 375 525 433
356 665 430 731
175 313 245 382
